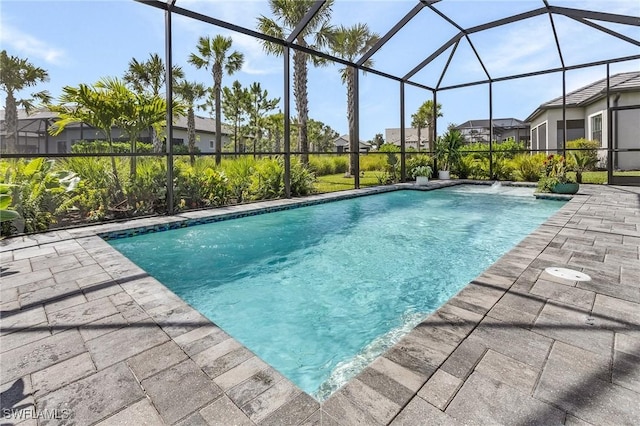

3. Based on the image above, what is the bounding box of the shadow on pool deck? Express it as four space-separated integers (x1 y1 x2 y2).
1 183 639 425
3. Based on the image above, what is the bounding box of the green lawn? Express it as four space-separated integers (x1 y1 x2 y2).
579 170 640 184
315 170 640 192
315 172 383 193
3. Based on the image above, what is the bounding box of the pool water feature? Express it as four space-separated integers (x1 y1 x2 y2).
109 186 564 400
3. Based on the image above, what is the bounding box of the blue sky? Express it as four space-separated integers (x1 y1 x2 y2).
1 0 639 140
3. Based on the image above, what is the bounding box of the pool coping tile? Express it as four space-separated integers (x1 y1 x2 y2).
1 183 639 425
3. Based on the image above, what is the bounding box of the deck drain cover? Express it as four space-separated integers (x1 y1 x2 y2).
545 267 591 281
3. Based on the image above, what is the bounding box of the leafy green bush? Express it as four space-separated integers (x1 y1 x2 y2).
332 156 349 174
126 159 167 214
290 158 316 196
406 154 433 179
477 155 514 180
0 183 21 232
309 156 336 176
249 157 284 200
360 154 388 172
566 138 600 177
461 139 526 160
1 159 79 235
454 155 481 179
378 144 400 153
71 140 153 153
221 156 255 202
512 153 545 182
174 160 230 208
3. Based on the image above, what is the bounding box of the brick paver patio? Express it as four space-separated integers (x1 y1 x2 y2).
1 183 639 425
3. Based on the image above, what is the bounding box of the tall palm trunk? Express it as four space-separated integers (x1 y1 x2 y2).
151 127 162 153
293 48 309 165
416 127 421 152
274 125 281 153
347 67 358 176
213 63 223 165
130 137 137 177
187 107 196 165
429 121 435 154
106 134 123 202
4 92 17 153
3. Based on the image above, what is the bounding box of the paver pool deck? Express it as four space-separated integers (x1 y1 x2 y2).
1 182 639 425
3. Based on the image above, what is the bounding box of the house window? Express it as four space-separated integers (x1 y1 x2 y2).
590 114 602 144
556 119 585 148
57 141 67 153
539 123 547 152
531 122 547 153
209 140 214 149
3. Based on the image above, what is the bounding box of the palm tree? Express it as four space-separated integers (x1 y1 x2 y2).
265 111 284 152
222 80 250 153
411 108 427 152
329 24 379 176
0 50 51 153
49 81 125 198
174 80 208 165
189 36 244 165
414 100 443 154
123 53 184 152
569 150 597 184
96 77 168 177
257 0 334 165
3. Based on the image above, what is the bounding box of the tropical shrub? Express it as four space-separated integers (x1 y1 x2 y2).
174 160 230 208
125 158 167 214
461 139 526 160
566 138 600 181
360 154 387 172
435 130 464 171
71 140 153 154
569 151 598 184
454 155 480 179
221 156 255 202
58 156 128 220
332 156 349 174
476 155 514 180
406 154 433 179
309 156 336 176
249 157 284 200
512 153 546 182
0 183 21 236
410 165 432 179
1 159 79 234
566 138 599 165
290 158 316 196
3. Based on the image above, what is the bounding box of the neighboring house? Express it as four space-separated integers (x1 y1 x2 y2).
454 118 530 145
333 135 371 153
385 127 430 150
0 108 232 154
526 71 640 170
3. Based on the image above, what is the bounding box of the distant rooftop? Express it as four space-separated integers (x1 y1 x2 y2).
0 108 232 135
455 118 528 130
541 71 640 108
526 71 640 122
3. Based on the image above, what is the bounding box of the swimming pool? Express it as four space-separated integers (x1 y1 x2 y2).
109 185 564 400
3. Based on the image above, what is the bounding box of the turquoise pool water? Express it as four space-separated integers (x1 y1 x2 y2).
109 186 564 400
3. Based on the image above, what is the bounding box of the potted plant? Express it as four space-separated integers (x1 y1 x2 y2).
537 154 579 194
411 165 433 185
435 129 464 180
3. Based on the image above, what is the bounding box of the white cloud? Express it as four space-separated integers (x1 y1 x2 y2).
0 22 67 65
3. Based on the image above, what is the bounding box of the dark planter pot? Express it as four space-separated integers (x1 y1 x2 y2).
552 182 579 194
